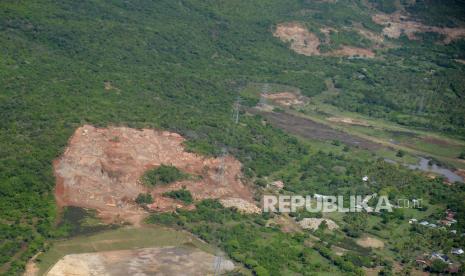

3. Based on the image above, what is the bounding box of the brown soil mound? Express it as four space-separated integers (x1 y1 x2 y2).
274 23 321 56
54 125 256 225
372 12 465 44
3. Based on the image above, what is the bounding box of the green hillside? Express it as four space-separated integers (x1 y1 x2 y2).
1 0 465 274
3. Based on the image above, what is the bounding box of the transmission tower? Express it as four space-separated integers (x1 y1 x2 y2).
259 83 270 106
232 95 241 124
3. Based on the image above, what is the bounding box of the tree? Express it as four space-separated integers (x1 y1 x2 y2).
429 259 447 273
135 193 153 205
459 151 465 160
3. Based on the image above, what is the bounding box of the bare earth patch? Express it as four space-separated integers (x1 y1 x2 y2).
261 92 306 107
274 23 375 58
273 22 321 56
355 26 385 45
54 125 257 225
372 12 465 44
330 46 375 58
456 169 465 180
356 236 384 249
327 117 371 127
298 218 339 231
220 198 261 214
267 215 302 233
47 246 234 276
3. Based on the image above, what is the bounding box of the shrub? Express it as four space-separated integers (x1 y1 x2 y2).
163 188 193 204
141 165 189 186
135 193 153 204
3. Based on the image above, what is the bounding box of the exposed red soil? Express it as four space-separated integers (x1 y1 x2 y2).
372 12 465 44
273 22 321 56
54 125 256 225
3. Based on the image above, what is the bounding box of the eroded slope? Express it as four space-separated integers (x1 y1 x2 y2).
54 125 258 225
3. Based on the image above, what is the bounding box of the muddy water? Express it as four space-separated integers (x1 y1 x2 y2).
408 157 463 183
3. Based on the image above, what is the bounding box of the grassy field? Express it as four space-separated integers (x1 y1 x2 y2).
243 81 465 171
35 225 217 275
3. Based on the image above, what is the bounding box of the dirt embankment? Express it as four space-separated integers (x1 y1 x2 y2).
273 23 375 58
54 125 258 225
372 12 465 43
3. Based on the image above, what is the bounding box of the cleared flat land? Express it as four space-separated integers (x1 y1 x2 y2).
36 226 219 275
254 109 381 150
47 246 234 276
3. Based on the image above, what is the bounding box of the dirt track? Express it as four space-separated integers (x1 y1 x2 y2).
253 110 381 150
54 125 257 225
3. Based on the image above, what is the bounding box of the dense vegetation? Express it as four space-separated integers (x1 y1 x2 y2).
148 200 362 276
141 165 189 187
1 0 465 274
162 188 193 204
135 193 154 205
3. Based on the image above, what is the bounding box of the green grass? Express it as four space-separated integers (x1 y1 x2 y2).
36 226 216 275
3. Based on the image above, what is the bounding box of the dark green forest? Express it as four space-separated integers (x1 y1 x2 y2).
1 0 465 274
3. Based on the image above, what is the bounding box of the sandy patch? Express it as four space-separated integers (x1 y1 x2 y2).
47 246 234 276
327 117 371 126
23 253 40 276
54 125 256 225
455 59 465 65
356 27 385 44
330 46 375 58
220 198 262 214
298 218 339 231
372 11 465 44
273 23 321 56
268 215 302 233
270 180 284 189
261 92 306 107
356 236 384 248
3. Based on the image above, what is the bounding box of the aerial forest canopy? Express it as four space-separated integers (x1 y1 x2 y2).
1 0 465 274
